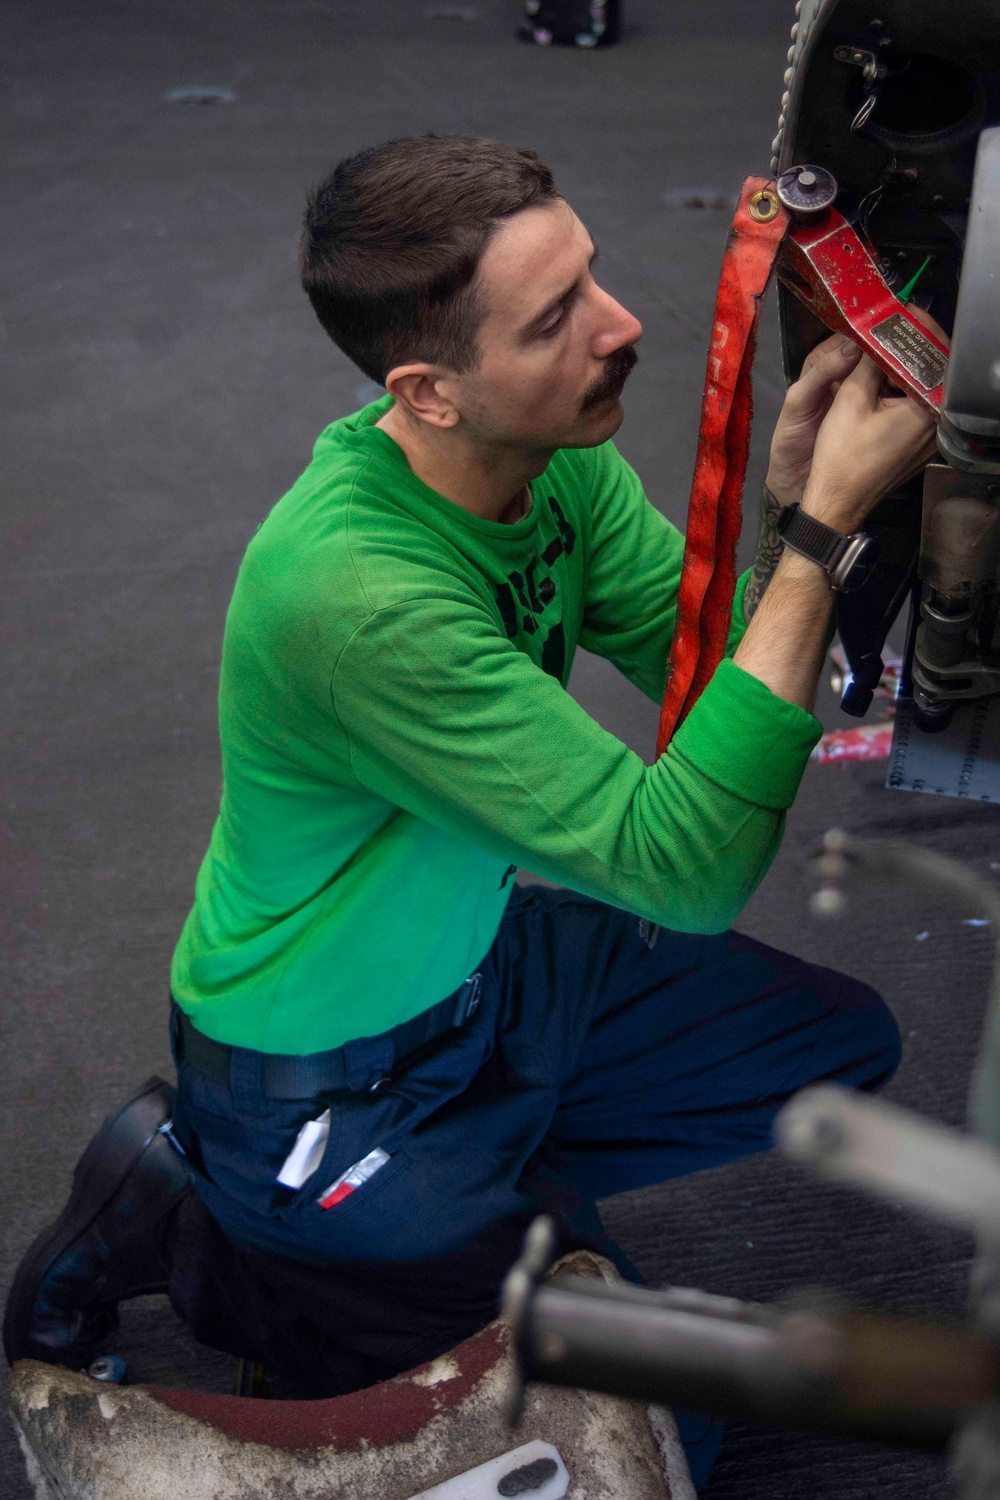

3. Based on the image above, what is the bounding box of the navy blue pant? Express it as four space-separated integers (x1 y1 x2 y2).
168 888 899 1478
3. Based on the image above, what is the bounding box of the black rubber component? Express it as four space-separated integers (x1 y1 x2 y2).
3 1076 191 1370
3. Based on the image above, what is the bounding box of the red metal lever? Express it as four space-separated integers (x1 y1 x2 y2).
780 209 949 416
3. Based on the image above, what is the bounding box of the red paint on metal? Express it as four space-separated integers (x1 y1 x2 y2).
780 211 949 416
146 1321 508 1451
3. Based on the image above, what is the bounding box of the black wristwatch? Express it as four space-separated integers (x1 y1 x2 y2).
775 502 881 593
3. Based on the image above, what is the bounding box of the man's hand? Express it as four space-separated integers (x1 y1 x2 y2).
800 351 939 532
765 334 863 507
745 335 864 622
739 342 938 709
746 333 940 624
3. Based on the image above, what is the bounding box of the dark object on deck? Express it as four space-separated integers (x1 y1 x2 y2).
519 0 621 49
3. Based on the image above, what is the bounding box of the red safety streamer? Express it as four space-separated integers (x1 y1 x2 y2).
656 178 790 757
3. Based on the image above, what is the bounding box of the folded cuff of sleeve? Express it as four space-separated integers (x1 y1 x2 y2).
672 656 822 810
724 570 751 657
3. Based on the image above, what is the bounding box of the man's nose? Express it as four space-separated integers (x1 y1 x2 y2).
593 291 643 356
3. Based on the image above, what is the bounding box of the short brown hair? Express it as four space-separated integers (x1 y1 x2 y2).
300 135 559 383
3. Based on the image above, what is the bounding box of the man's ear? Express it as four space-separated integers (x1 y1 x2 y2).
384 363 460 429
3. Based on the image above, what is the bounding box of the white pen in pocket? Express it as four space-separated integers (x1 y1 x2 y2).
277 1109 331 1189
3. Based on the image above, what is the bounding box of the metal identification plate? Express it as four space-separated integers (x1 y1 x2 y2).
870 313 948 390
887 696 1000 802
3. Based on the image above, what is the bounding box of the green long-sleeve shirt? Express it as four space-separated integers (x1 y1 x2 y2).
171 396 822 1054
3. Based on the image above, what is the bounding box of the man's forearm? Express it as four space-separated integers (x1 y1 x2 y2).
732 547 832 715
743 481 785 624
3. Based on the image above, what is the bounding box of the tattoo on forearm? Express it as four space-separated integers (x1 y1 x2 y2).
743 483 783 623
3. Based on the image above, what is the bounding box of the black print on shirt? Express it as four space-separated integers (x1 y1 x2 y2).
492 497 578 679
541 622 566 681
548 496 576 555
495 581 519 639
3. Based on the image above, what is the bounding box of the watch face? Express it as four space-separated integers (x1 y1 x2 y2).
836 534 882 592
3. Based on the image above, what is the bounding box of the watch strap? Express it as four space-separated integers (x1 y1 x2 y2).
776 502 850 573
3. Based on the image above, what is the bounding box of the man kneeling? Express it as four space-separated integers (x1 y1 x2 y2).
6 135 935 1486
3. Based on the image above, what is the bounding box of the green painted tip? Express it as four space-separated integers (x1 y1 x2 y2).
898 255 932 305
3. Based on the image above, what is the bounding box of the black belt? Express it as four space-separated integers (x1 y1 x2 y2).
173 973 482 1099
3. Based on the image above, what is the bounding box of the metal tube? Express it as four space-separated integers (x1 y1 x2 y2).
518 1276 998 1452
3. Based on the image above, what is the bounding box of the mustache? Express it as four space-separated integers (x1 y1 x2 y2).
581 344 639 412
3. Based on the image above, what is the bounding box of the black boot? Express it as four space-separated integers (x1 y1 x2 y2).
3 1076 191 1370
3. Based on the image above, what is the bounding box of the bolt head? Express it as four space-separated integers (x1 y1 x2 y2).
776 163 838 215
